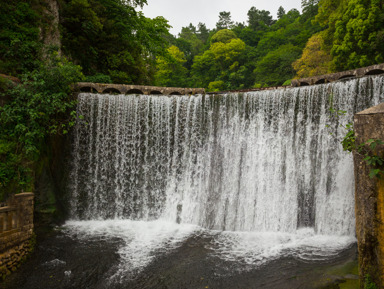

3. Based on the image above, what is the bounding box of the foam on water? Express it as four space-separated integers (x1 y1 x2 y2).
210 228 356 266
63 220 356 281
64 219 199 278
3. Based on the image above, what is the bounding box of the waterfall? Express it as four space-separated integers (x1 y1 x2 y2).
68 75 384 237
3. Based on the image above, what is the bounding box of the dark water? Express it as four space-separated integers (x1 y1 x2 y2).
1 225 358 289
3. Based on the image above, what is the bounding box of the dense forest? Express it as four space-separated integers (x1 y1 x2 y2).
0 0 384 199
1 0 384 90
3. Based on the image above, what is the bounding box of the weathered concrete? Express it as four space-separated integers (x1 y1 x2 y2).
354 102 384 288
0 193 34 279
292 63 384 87
74 82 205 95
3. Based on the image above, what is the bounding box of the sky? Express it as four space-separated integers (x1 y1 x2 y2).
141 0 303 35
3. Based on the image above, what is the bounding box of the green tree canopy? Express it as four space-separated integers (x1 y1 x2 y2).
155 45 188 87
331 0 384 70
254 44 302 87
0 1 43 75
293 32 331 78
192 31 246 90
60 0 170 84
277 6 286 19
211 29 238 44
247 7 274 31
216 11 234 30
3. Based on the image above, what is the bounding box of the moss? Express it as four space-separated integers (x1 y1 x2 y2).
325 260 359 276
339 279 359 289
309 260 360 289
364 274 379 289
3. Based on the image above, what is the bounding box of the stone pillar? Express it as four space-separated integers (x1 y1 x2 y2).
354 102 384 288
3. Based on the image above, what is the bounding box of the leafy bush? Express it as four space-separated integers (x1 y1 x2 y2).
0 1 42 75
0 55 84 200
208 80 226 92
85 74 112 84
283 79 292 86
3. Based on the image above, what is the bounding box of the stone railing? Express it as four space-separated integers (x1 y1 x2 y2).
74 82 205 96
0 193 34 279
292 63 384 87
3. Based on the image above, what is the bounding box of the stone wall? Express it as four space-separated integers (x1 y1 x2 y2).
0 193 34 279
354 103 384 288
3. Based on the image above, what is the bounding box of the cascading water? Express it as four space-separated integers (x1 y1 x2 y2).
64 75 384 283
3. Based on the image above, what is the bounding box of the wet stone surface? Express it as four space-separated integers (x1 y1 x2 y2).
0 227 358 289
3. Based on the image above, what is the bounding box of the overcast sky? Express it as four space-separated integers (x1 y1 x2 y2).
141 0 303 35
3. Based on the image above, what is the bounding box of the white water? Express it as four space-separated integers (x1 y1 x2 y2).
63 219 356 277
66 75 384 275
64 220 199 278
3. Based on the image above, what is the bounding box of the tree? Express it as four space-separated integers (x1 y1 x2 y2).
277 6 286 19
331 0 384 70
60 0 170 84
155 46 188 87
216 11 234 30
0 55 84 198
0 1 43 75
211 29 237 44
301 0 319 20
197 23 210 44
254 44 302 87
247 7 274 31
191 31 246 89
293 32 331 78
176 23 205 70
314 0 384 71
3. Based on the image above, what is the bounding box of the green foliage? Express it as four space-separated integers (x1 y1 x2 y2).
173 2 322 90
85 74 112 83
331 0 384 70
0 77 13 92
175 23 206 70
364 274 379 289
313 0 384 73
293 32 332 78
0 55 84 199
340 122 356 153
208 80 225 92
283 79 292 86
331 109 384 179
216 11 234 30
277 6 286 19
254 44 302 87
0 1 43 75
155 46 188 87
60 0 170 84
211 29 237 44
191 33 246 89
247 7 274 31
